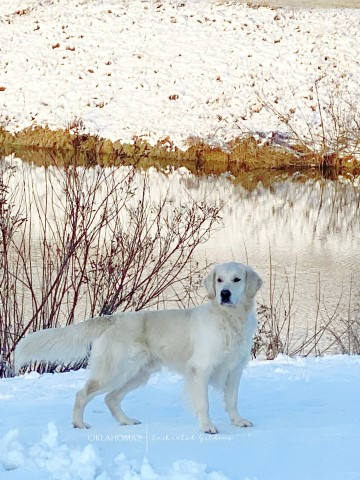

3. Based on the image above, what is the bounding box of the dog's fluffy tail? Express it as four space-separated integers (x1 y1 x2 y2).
15 316 115 373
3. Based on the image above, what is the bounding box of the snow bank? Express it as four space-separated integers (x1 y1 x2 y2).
0 424 229 479
1 356 359 479
0 0 359 147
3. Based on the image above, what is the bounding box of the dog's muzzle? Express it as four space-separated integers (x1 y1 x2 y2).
220 289 232 305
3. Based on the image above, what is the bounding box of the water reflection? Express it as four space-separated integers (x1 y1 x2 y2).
2 156 360 354
185 173 360 355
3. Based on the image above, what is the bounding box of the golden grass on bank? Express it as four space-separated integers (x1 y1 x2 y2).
1 125 359 180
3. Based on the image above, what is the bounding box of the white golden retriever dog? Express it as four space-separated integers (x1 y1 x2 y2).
16 261 262 434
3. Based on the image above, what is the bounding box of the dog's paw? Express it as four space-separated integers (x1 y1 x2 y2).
121 418 141 426
201 424 219 434
232 417 253 428
73 421 92 429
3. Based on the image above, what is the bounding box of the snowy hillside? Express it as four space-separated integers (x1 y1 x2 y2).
0 0 359 147
1 356 359 479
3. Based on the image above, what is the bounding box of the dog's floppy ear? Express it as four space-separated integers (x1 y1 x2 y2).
245 266 263 299
204 267 216 299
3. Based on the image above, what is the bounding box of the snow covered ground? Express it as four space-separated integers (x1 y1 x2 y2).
0 0 359 148
236 0 360 7
1 3 360 479
1 355 359 480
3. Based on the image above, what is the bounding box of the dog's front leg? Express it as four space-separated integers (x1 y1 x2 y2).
224 366 253 427
187 366 218 434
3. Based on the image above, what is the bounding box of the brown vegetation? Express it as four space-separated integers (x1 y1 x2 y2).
1 124 359 179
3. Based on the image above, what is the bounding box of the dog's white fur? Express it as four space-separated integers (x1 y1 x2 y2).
16 261 262 434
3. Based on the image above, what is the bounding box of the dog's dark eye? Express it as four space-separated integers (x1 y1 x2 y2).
217 278 223 283
234 277 241 282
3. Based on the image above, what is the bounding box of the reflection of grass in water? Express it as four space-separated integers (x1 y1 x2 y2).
1 123 359 182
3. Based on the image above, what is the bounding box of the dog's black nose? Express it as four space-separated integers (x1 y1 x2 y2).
221 289 231 303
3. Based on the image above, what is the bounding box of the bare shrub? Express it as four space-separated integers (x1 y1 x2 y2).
87 178 220 316
322 280 360 355
0 162 27 376
253 253 360 360
0 158 222 375
253 256 298 360
255 76 360 172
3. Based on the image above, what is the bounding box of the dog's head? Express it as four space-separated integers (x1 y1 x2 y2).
204 262 262 307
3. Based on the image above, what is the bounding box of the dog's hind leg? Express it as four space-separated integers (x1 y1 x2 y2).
73 379 103 429
105 369 151 425
72 321 151 429
72 367 147 429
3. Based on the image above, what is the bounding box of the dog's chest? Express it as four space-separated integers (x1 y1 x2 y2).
220 311 256 364
209 319 253 389
222 317 247 353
